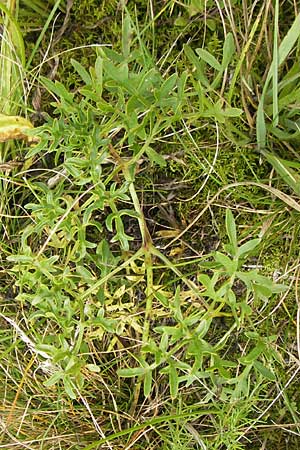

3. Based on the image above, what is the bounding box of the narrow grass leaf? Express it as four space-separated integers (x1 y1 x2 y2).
82 411 219 449
277 13 300 65
256 101 267 149
272 0 279 126
26 0 63 68
262 150 300 195
21 0 48 16
0 2 26 66
228 7 263 103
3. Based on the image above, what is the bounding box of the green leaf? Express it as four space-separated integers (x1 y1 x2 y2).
177 71 188 103
44 371 62 387
195 48 222 71
146 146 166 167
222 107 243 117
187 337 215 356
232 364 252 399
174 16 189 27
277 13 300 66
154 291 170 308
94 56 103 96
76 265 95 282
63 376 77 399
222 33 235 69
214 356 237 369
159 333 169 354
240 342 265 365
225 209 237 255
253 360 276 381
102 47 124 63
154 325 184 341
7 254 33 263
169 364 179 400
183 44 209 87
122 13 132 59
118 367 147 377
143 369 152 397
41 77 74 103
159 73 178 99
189 0 205 15
103 59 129 85
227 289 236 305
195 319 211 338
215 252 238 275
237 239 261 258
86 364 101 373
93 312 117 333
256 101 267 149
71 59 92 85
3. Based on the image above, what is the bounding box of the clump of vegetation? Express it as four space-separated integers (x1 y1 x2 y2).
0 1 300 449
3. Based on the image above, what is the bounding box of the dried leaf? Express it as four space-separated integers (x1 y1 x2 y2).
0 114 38 143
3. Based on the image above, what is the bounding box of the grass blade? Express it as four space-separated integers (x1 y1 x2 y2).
262 150 300 195
272 0 279 126
257 12 300 149
25 0 63 69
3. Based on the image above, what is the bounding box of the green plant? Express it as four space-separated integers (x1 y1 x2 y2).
118 210 286 399
4 17 256 401
1 2 300 449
